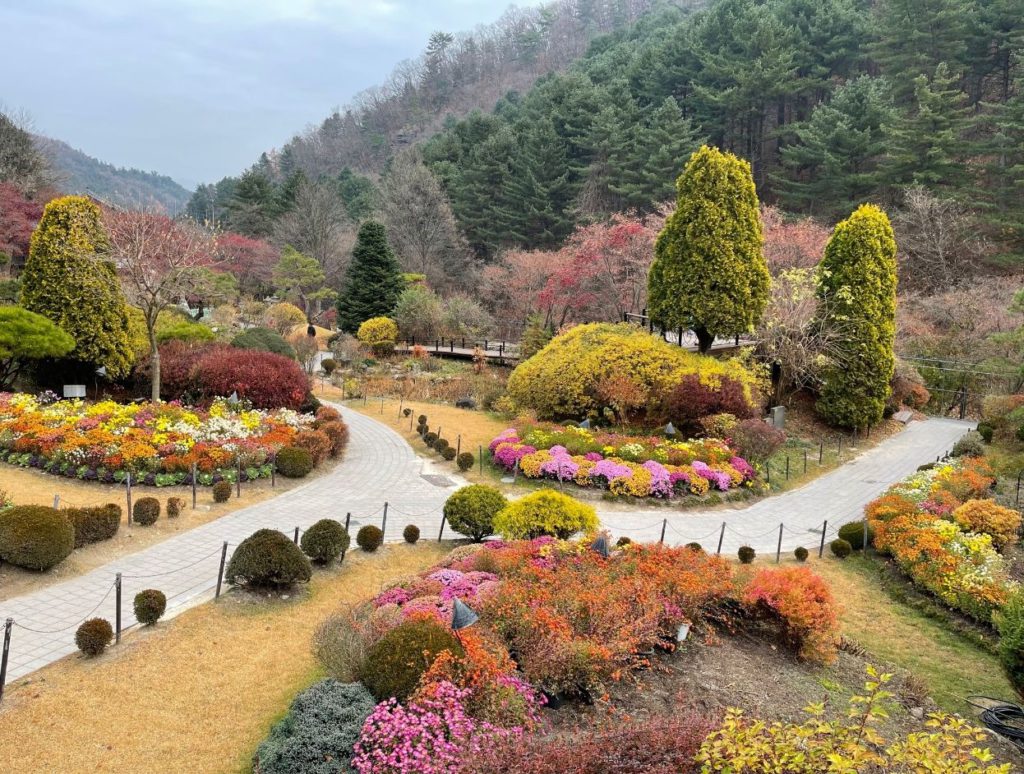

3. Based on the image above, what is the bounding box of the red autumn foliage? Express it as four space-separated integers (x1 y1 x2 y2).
661 374 756 429
742 566 840 664
0 182 47 267
760 205 830 272
215 231 278 293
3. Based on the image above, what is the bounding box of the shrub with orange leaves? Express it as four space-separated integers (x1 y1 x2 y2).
952 500 1021 551
741 566 840 664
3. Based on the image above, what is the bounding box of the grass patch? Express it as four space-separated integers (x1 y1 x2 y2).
812 554 1015 715
0 542 450 773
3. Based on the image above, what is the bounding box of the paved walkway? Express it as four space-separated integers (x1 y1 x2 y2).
0 408 970 683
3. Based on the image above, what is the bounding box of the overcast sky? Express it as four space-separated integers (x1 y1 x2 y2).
1 0 539 189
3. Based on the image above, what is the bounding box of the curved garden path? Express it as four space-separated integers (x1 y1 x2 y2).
0 407 970 683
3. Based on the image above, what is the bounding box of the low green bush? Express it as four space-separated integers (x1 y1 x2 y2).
134 589 167 626
166 496 186 518
423 432 438 446
443 485 508 542
434 438 450 453
253 680 376 774
359 618 465 701
64 504 120 548
441 446 457 461
300 519 350 564
0 505 75 570
132 496 160 526
616 536 633 547
951 431 985 458
226 529 313 589
417 415 427 427
976 422 994 443
794 546 809 562
321 357 338 375
75 618 113 656
276 446 314 478
456 452 474 471
837 521 873 550
493 490 598 540
403 524 420 544
738 546 756 564
830 538 853 559
356 525 383 552
994 591 1024 692
686 542 704 552
212 480 233 503
231 326 296 359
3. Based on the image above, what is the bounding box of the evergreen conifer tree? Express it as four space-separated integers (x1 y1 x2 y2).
647 145 770 353
816 204 898 429
20 195 133 378
336 221 403 334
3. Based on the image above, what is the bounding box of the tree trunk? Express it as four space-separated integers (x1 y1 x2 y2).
149 326 161 402
694 326 715 354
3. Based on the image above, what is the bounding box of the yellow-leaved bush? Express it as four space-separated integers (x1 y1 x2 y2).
493 490 598 540
505 322 758 421
952 499 1022 550
357 316 399 355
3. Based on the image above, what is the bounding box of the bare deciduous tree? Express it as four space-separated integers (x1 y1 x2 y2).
273 177 353 284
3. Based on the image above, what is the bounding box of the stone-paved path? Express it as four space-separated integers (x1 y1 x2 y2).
0 408 971 683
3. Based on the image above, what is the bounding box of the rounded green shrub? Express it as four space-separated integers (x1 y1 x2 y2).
231 326 296 358
493 490 598 540
830 538 853 559
441 446 457 461
403 524 420 544
837 522 872 550
616 536 633 547
300 519 350 564
356 525 383 552
456 452 475 471
134 589 167 626
226 529 313 589
976 422 994 443
418 423 429 437
686 542 704 553
738 546 756 564
951 431 985 459
994 591 1024 693
132 496 160 526
64 503 120 548
417 414 428 427
253 679 376 774
434 438 450 452
75 618 113 656
423 431 438 446
794 546 809 562
321 357 338 375
444 485 508 542
359 618 465 701
276 446 314 478
0 505 75 570
166 496 186 518
212 480 233 503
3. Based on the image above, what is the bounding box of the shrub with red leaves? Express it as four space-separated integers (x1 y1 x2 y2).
742 566 840 664
661 374 755 430
467 713 713 774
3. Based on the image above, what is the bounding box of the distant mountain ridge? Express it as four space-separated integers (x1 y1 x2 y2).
36 135 190 213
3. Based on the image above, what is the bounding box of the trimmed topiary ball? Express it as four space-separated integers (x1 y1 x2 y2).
456 452 474 471
166 496 186 518
441 446 457 461
837 521 872 550
300 519 350 564
276 446 314 478
977 423 994 443
417 415 427 427
494 490 599 540
359 617 465 701
64 504 120 548
794 546 809 562
434 438 450 452
356 525 383 552
132 496 160 525
403 524 420 544
738 545 756 564
75 618 113 656
134 589 167 625
444 485 508 542
616 536 633 547
226 529 313 589
830 538 853 559
0 505 75 570
951 431 985 459
423 432 438 447
212 480 233 503
686 542 704 553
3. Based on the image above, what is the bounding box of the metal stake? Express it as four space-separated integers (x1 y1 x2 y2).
215 541 228 598
818 520 828 558
716 522 726 556
191 462 198 507
381 502 388 536
775 524 783 563
115 573 122 643
438 514 447 542
293 526 300 544
0 618 12 704
659 519 667 545
236 457 242 498
126 472 132 524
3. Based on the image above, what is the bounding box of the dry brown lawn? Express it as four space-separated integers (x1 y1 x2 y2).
0 542 450 774
0 460 337 603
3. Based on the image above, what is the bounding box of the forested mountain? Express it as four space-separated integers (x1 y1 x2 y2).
37 136 190 213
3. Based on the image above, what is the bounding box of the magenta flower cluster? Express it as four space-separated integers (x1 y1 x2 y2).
692 461 733 491
539 445 578 480
643 460 673 497
352 681 521 774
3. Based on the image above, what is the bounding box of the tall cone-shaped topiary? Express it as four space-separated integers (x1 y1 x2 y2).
647 146 770 353
336 221 403 334
20 196 133 378
815 203 897 429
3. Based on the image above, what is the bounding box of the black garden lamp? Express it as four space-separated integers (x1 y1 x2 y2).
451 598 479 631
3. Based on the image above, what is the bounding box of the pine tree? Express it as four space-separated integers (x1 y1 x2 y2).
227 169 278 237
972 81 1024 256
19 196 133 378
647 145 770 353
503 119 572 248
816 204 897 430
880 63 970 193
336 221 403 334
776 76 895 218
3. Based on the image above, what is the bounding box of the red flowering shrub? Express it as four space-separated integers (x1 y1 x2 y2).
661 374 755 429
741 566 840 664
291 429 332 465
318 420 350 457
468 712 713 774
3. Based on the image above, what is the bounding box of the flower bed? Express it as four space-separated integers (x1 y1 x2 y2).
488 425 756 498
866 458 1019 623
0 392 318 486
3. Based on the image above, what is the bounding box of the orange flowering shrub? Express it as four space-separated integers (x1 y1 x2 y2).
742 566 840 664
953 500 1021 550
